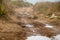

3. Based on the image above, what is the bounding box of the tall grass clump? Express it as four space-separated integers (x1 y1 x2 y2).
0 0 14 20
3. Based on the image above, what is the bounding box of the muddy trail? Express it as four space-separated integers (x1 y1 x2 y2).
0 7 60 40
0 15 59 40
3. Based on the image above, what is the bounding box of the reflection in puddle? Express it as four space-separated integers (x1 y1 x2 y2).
25 24 34 28
45 24 54 28
26 35 60 40
25 24 36 33
53 35 60 40
24 23 60 40
26 35 51 40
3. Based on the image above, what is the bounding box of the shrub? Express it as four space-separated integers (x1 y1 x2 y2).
0 0 14 20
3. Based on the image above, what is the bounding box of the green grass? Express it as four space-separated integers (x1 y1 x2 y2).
0 3 10 20
0 4 6 16
11 1 33 7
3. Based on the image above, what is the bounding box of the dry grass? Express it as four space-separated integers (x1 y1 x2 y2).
0 19 27 40
0 2 60 40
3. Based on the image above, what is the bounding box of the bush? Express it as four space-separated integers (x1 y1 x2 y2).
0 0 14 20
0 3 9 19
11 1 33 7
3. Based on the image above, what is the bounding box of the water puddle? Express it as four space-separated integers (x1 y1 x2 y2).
53 35 60 40
25 24 34 28
26 34 60 40
21 20 60 40
45 24 54 28
25 24 37 33
26 35 51 40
